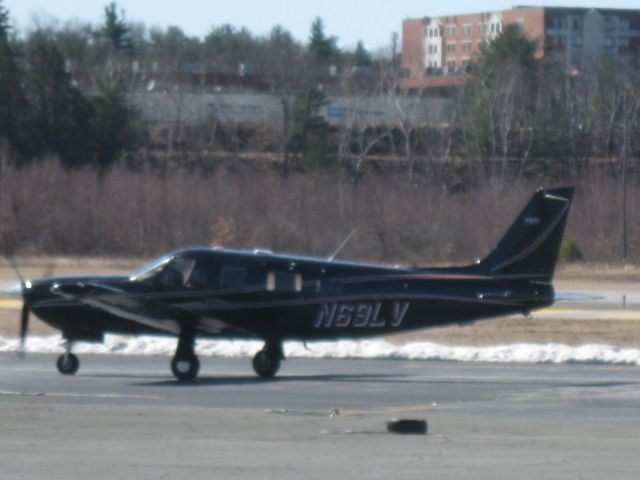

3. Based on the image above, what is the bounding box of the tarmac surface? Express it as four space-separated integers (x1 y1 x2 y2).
1 353 639 479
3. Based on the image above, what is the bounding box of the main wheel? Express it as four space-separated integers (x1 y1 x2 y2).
56 353 80 375
252 348 281 378
171 354 200 381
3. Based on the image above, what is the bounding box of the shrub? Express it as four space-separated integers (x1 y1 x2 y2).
559 240 584 263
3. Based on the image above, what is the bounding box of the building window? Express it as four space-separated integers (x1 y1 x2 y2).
463 25 471 35
571 35 583 47
554 35 567 46
555 17 568 29
447 60 456 70
605 37 615 48
447 43 456 52
572 18 582 30
447 26 456 36
462 42 472 51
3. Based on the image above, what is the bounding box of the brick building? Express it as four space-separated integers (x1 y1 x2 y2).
401 6 640 90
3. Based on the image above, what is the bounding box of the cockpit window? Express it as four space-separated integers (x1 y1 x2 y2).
131 254 217 289
129 255 172 283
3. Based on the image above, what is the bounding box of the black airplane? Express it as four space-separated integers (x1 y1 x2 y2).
8 187 573 381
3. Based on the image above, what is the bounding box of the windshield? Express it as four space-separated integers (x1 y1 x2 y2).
129 255 172 283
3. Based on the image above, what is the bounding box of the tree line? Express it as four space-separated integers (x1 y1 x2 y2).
1 1 639 182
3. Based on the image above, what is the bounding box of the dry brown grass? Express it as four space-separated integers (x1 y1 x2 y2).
388 317 640 348
1 159 639 265
556 264 640 282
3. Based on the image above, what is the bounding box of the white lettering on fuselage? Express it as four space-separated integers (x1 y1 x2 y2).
314 302 410 329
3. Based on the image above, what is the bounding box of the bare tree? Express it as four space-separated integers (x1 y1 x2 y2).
335 61 389 183
617 63 640 263
256 26 304 169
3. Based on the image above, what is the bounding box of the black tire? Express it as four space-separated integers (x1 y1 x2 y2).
252 349 281 378
171 354 200 381
386 419 428 435
56 353 80 375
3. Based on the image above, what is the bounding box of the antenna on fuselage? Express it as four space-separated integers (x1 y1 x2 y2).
328 229 357 262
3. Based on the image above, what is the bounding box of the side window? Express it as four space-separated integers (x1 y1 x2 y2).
266 272 302 293
185 259 217 289
220 266 247 288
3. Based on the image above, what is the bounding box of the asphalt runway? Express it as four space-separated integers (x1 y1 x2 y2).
1 354 639 480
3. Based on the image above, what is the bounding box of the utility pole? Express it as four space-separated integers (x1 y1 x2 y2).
622 140 628 265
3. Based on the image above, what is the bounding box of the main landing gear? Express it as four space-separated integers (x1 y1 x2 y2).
56 340 80 375
252 342 284 379
52 334 283 381
171 328 200 382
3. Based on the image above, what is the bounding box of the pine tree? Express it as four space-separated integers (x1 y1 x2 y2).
102 2 132 54
24 31 95 166
353 41 372 67
308 17 337 66
0 1 30 157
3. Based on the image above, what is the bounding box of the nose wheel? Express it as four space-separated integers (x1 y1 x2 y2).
56 340 79 375
252 342 283 378
57 353 79 375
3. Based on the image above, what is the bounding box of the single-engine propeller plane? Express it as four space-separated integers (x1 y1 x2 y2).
7 187 573 381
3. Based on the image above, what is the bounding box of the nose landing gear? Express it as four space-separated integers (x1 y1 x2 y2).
56 340 79 375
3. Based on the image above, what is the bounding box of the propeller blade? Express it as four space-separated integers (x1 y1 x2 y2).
5 256 30 357
6 256 26 287
19 302 29 356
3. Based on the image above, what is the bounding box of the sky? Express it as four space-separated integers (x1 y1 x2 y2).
4 0 640 51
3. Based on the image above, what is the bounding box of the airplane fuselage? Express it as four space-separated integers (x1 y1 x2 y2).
25 248 554 343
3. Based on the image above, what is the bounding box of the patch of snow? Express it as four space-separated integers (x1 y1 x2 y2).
1 335 639 366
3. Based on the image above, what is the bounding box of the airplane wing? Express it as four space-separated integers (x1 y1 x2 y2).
51 282 237 336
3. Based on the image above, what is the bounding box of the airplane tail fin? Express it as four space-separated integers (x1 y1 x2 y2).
477 187 574 282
